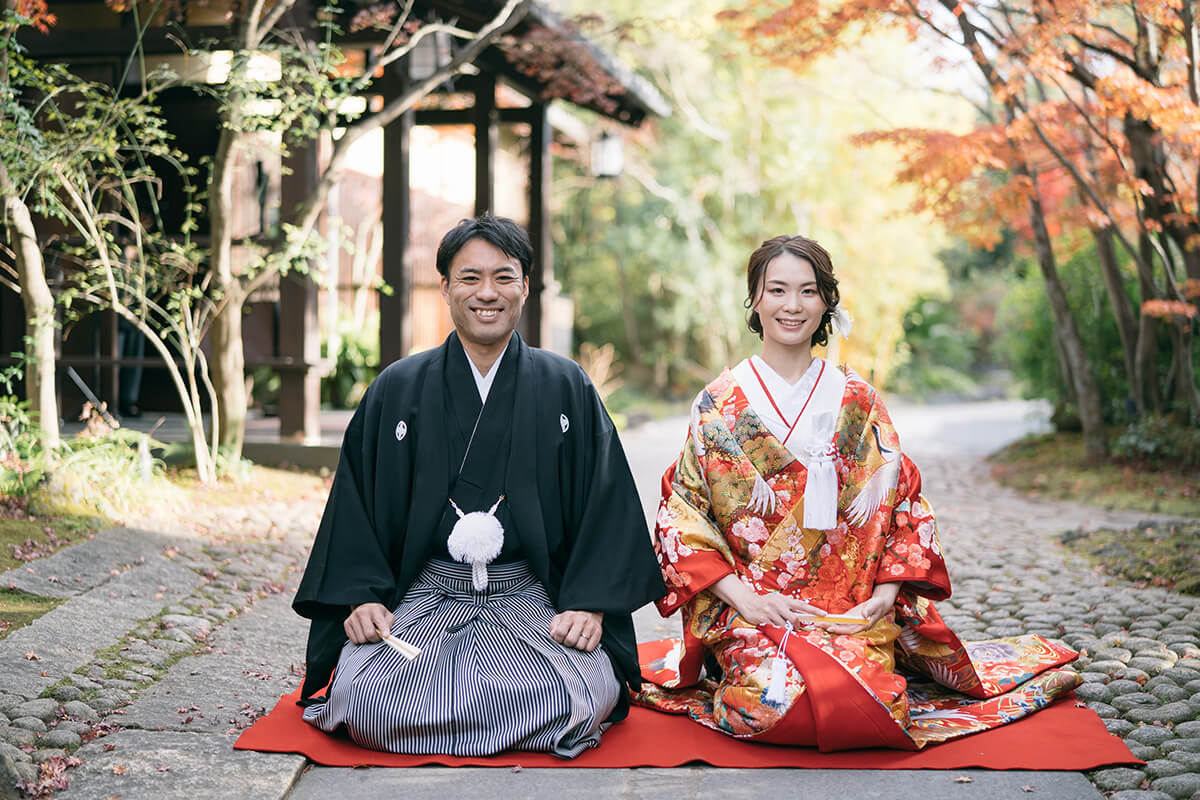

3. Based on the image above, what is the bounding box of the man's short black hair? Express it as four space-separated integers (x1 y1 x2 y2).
435 214 533 279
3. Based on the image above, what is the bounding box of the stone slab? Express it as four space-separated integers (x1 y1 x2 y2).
117 590 307 734
0 527 191 599
55 729 304 800
287 766 1102 800
0 555 205 698
243 442 340 471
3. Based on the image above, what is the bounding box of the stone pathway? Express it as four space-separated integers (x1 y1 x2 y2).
0 400 1196 799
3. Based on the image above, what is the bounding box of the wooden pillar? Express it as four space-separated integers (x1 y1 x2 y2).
522 102 552 348
473 74 496 216
277 139 322 443
104 309 118 411
380 76 413 368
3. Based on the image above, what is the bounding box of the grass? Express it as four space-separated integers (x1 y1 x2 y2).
0 588 65 640
990 431 1200 517
0 513 105 574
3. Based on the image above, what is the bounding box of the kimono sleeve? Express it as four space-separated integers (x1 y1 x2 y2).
292 382 398 620
555 387 665 615
860 392 951 601
654 423 737 617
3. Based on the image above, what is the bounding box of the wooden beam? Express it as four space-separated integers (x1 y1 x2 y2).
473 73 497 217
523 102 552 348
17 26 234 59
277 138 323 444
413 107 538 127
379 75 414 368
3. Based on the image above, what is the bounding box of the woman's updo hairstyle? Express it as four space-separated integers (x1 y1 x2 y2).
744 234 841 347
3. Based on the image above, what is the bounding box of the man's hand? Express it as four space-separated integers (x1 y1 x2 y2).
550 610 603 652
344 602 395 644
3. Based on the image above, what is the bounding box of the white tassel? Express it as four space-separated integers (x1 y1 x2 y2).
801 412 839 530
764 622 793 707
447 495 505 591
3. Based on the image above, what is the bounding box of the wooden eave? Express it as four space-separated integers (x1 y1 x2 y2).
22 0 668 126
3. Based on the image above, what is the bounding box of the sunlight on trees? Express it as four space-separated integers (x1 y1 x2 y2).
555 0 969 394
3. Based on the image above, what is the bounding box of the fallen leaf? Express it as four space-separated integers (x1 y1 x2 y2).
155 765 172 772
511 765 522 773
953 776 973 783
1021 787 1035 793
103 744 116 752
23 651 41 661
111 765 127 775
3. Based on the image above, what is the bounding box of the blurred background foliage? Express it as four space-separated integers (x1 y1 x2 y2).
552 0 966 405
546 2 1197 471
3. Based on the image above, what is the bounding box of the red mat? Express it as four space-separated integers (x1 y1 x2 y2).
235 688 1138 770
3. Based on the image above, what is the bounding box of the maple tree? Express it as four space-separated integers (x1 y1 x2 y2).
555 0 954 393
719 0 1200 459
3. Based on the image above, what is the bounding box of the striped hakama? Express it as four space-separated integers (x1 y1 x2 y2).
301 560 621 757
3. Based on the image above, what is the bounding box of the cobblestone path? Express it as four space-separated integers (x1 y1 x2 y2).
921 452 1200 800
0 404 1195 799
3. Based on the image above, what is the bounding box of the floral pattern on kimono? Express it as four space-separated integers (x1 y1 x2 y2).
636 366 1080 751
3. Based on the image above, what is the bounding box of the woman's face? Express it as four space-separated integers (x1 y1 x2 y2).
752 252 828 350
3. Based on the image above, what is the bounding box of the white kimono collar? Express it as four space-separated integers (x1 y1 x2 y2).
731 356 847 530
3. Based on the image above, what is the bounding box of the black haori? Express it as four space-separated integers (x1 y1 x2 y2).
301 559 621 757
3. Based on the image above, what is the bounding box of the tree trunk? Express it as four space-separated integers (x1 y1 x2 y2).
209 289 246 458
1134 235 1163 414
1173 324 1200 419
207 122 245 456
1025 169 1108 462
1092 226 1140 414
1 162 59 449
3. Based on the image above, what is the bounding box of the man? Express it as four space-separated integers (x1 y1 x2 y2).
293 215 664 757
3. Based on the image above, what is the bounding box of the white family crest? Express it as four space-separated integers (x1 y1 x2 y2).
560 413 570 433
394 420 408 441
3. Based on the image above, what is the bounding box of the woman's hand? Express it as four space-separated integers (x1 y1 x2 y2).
344 602 395 644
711 575 828 628
823 582 901 635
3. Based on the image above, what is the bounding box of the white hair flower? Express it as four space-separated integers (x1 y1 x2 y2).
830 307 853 339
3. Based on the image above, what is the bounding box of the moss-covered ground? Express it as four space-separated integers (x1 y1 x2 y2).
990 432 1200 517
992 431 1200 594
0 464 329 639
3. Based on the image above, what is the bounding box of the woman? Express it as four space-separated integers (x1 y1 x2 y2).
635 235 1080 751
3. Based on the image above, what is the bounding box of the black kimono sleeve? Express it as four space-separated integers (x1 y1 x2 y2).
293 383 398 620
553 380 665 709
556 386 664 615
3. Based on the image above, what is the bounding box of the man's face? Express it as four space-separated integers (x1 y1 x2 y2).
440 238 528 350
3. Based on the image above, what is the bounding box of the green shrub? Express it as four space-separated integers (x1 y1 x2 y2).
1112 415 1200 468
27 415 176 520
0 397 49 500
322 321 379 409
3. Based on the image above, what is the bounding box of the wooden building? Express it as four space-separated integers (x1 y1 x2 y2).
0 0 666 442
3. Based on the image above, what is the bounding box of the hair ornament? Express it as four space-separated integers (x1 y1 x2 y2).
830 307 853 340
